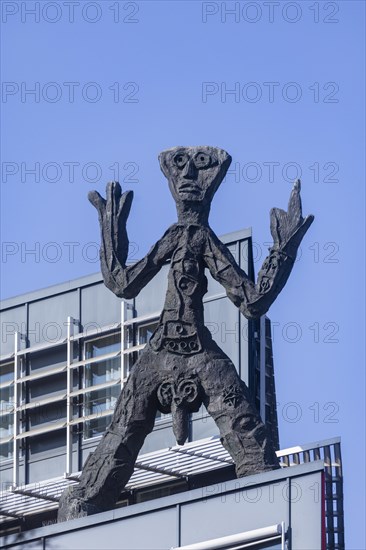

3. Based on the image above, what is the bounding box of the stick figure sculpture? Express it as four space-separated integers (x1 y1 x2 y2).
58 146 314 521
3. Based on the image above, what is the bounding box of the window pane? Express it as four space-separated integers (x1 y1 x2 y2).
0 385 14 412
85 333 120 359
0 441 13 460
85 357 120 387
84 386 120 416
124 326 134 348
0 414 13 439
83 386 120 439
84 415 112 439
0 362 14 384
84 333 121 387
138 322 158 345
83 334 122 440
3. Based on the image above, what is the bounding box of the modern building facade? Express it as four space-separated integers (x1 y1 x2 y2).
0 228 344 548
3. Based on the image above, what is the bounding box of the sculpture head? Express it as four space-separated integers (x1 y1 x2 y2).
159 146 232 209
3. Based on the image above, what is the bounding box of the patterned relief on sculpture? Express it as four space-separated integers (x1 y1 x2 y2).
151 320 202 355
223 384 243 409
257 249 288 293
157 374 201 444
150 237 206 355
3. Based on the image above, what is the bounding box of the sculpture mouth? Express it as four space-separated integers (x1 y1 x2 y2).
178 184 201 195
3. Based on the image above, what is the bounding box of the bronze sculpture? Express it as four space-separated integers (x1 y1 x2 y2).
58 146 314 521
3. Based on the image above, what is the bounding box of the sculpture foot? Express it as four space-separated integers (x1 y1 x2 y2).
234 444 280 478
235 460 280 478
220 432 280 478
57 486 103 522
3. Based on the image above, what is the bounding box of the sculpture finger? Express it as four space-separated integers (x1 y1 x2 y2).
117 190 134 223
106 181 122 203
270 207 287 246
88 190 106 213
287 179 303 227
104 181 122 221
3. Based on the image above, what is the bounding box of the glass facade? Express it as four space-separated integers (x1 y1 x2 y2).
83 332 121 438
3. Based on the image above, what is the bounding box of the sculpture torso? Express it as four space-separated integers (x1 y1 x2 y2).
150 225 209 355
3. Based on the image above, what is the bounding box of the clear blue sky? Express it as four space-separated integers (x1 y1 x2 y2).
1 1 365 547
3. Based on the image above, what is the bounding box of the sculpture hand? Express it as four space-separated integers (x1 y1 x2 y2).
270 179 314 259
88 182 133 269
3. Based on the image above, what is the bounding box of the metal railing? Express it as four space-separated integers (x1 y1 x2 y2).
276 437 344 550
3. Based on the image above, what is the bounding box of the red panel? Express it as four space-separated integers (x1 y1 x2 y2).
321 471 327 550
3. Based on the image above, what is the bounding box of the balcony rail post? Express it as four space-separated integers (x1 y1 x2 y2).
12 332 20 488
65 316 74 476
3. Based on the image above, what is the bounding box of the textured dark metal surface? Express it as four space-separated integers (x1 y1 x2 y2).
58 146 314 521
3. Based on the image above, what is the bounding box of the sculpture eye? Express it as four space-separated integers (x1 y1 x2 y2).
194 152 211 169
174 153 188 168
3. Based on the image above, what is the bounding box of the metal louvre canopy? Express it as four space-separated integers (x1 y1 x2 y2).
0 436 233 522
0 435 343 550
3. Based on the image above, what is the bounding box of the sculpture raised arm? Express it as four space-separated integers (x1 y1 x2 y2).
204 179 314 319
88 181 180 299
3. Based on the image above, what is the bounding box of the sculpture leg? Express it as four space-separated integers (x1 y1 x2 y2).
58 350 160 521
199 350 280 477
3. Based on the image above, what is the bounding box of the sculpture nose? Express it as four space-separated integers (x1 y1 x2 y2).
182 158 197 180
